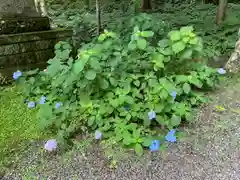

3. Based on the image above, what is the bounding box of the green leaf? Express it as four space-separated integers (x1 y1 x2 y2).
176 75 188 83
123 134 133 145
142 138 152 147
89 58 101 70
158 39 169 48
85 70 96 80
62 43 71 50
180 49 193 59
152 53 165 68
55 43 61 49
141 31 154 37
133 80 140 87
172 41 186 53
79 93 92 108
137 38 147 50
189 37 198 45
135 143 143 156
168 30 181 41
155 104 164 113
189 77 203 88
98 34 106 41
148 79 157 87
183 83 191 94
100 78 109 89
88 117 95 126
160 89 169 99
73 59 87 74
109 77 118 87
133 129 141 138
180 26 194 36
171 115 181 126
128 42 137 50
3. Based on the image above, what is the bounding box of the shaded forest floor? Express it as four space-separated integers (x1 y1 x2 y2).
2 74 240 180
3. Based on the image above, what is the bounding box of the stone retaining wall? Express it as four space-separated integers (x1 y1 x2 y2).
0 29 72 84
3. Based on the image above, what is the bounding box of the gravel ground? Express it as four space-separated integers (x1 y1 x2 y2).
2 78 240 180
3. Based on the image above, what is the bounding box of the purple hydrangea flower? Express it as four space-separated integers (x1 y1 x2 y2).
13 70 22 80
170 91 177 100
218 68 226 75
39 96 46 104
149 140 160 152
165 129 177 143
44 139 57 152
148 110 156 120
95 130 102 140
55 102 62 109
27 101 35 108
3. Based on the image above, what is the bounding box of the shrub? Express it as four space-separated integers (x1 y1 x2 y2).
16 26 223 155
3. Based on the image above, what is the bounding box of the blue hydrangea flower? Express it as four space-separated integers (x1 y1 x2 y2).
27 101 35 108
149 140 160 152
13 70 22 80
165 129 177 143
170 91 177 100
44 139 57 152
148 110 156 120
39 96 46 104
95 130 102 140
218 68 226 75
55 102 62 109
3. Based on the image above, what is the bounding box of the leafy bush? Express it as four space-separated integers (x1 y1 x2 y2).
16 26 223 155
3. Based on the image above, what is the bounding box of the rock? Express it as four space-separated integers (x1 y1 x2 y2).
225 38 240 73
0 0 40 18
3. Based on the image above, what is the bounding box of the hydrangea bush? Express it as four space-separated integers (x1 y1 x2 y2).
15 26 224 155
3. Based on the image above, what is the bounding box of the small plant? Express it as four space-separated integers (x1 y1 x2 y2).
15 26 224 156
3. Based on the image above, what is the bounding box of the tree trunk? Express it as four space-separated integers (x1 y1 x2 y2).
141 0 152 11
216 0 228 25
96 0 101 35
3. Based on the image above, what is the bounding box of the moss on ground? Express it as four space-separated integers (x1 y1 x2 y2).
0 86 48 174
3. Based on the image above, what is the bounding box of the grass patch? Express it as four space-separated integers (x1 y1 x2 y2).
0 86 49 174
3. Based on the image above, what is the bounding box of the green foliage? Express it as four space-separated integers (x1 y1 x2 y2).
18 26 221 156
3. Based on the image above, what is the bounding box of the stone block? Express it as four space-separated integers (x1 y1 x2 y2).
0 29 73 83
0 17 50 34
0 0 40 18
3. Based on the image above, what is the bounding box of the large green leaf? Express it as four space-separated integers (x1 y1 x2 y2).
141 31 154 37
189 37 198 45
158 39 169 48
168 30 181 41
73 59 87 74
100 78 109 89
137 38 147 50
180 26 194 36
172 41 186 53
85 69 96 80
89 58 101 70
189 77 203 88
135 143 143 156
180 49 193 59
171 115 181 126
183 83 191 94
176 75 188 83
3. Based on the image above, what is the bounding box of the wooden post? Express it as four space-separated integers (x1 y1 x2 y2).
96 0 101 35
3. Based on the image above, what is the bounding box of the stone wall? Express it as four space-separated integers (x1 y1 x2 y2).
0 29 72 84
